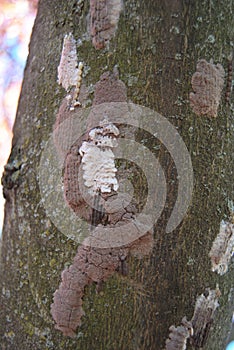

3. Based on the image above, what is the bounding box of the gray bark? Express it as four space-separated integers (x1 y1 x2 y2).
0 0 233 349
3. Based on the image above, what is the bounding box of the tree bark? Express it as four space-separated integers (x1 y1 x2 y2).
0 0 233 349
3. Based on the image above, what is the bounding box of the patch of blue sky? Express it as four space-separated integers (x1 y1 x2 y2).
226 341 234 350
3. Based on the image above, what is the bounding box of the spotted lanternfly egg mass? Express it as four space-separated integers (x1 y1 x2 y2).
189 59 225 117
190 288 220 348
209 220 234 275
165 288 220 350
57 33 84 109
90 0 123 49
79 121 119 194
165 317 193 350
51 71 154 338
57 33 79 91
225 54 233 104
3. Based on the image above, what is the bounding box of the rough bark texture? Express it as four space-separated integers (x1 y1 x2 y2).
0 0 233 349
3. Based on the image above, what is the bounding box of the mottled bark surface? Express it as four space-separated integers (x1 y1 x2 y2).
0 0 233 349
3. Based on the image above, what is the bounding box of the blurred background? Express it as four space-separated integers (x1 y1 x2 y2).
0 1 233 348
0 0 37 233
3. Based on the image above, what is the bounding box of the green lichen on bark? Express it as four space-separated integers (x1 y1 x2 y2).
0 0 233 349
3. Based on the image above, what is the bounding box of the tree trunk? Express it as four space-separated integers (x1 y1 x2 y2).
1 0 233 349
